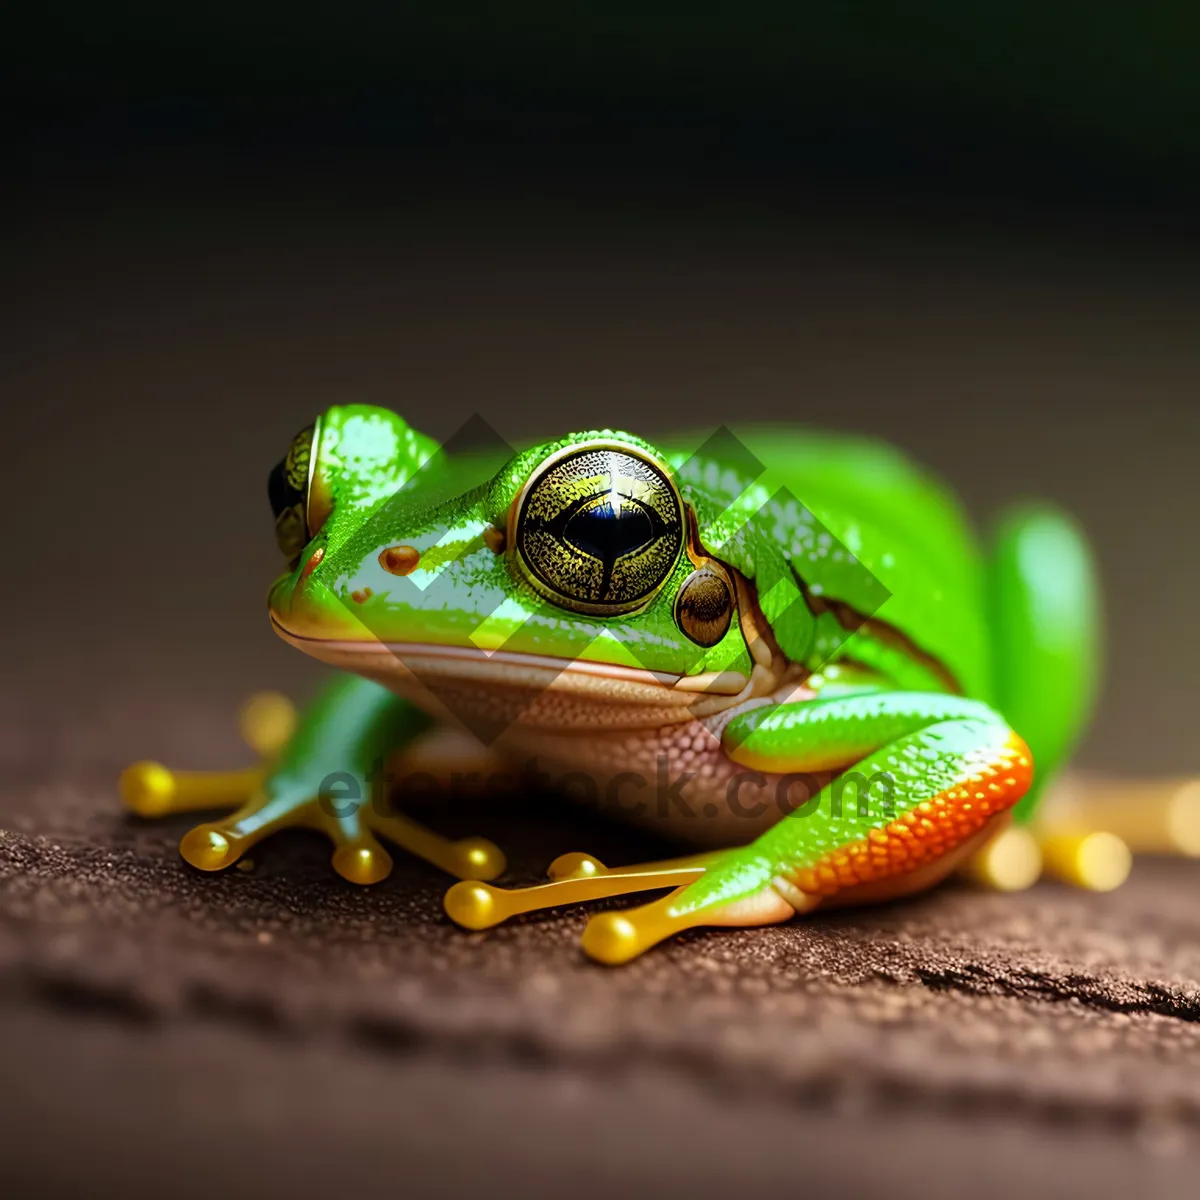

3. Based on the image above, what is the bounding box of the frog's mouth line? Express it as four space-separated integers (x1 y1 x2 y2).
270 616 754 711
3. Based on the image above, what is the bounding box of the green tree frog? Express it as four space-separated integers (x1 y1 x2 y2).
122 405 1105 963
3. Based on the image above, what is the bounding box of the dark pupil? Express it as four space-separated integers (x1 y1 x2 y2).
564 498 654 564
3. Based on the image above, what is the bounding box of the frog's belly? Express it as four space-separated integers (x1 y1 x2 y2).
372 660 820 847
394 713 805 847
509 709 831 848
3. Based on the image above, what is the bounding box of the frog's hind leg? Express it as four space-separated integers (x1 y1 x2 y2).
570 696 1033 963
447 692 1034 963
120 676 505 885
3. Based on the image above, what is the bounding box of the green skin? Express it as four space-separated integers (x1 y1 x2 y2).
176 405 1100 951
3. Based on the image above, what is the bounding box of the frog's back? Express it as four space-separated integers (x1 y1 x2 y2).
735 426 979 578
670 426 992 700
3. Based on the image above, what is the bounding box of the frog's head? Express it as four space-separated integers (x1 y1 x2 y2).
267 406 774 734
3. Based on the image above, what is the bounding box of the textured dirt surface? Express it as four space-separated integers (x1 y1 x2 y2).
3 688 1200 1199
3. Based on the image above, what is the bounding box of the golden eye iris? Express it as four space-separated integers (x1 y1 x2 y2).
514 442 684 615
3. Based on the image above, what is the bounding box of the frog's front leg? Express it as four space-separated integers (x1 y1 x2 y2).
447 693 1032 963
120 676 505 884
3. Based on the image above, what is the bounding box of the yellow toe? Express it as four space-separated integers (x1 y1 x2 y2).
180 826 236 871
451 837 506 881
962 826 1043 892
332 843 393 886
580 912 645 965
120 761 176 817
1042 831 1132 892
444 881 501 930
238 691 298 758
547 852 606 881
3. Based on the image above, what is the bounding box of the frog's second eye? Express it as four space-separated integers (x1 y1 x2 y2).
674 566 735 647
514 442 684 615
268 420 330 561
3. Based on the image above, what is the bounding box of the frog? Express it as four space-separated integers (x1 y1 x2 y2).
121 404 1111 964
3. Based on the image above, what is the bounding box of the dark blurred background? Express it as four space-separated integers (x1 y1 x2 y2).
5 7 1200 763
4 9 1200 1199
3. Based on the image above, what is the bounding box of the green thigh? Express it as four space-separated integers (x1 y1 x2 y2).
676 691 1031 914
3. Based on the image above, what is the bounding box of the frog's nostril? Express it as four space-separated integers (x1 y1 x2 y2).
379 545 421 576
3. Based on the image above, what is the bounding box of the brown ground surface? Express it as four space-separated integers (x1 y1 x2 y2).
3 687 1200 1199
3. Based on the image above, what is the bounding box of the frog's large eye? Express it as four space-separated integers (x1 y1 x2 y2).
267 417 330 561
513 441 685 615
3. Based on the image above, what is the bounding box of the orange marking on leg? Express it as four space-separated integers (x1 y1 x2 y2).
791 731 1033 898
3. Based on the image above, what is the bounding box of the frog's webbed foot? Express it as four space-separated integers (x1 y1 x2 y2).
445 850 792 964
961 772 1200 894
120 692 505 885
445 851 709 929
